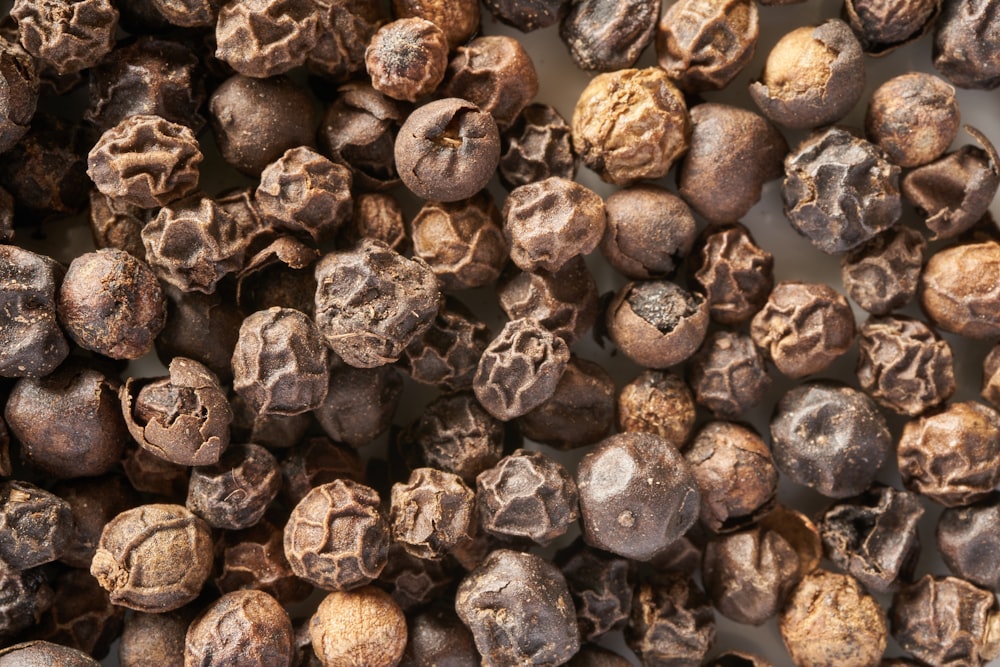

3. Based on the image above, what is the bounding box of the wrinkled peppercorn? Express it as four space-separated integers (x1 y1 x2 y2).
313 360 402 448
185 590 294 667
688 330 772 419
937 494 1000 591
0 560 53 641
921 241 1000 338
390 467 475 560
499 103 576 189
344 192 409 252
692 223 774 325
556 538 635 641
119 606 196 667
216 519 312 604
11 0 118 75
53 475 136 569
186 443 280 530
400 605 480 667
750 20 866 129
392 0 479 49
279 436 365 507
517 356 615 449
399 297 489 391
0 641 98 666
307 0 386 82
0 245 68 378
771 381 892 498
0 480 72 569
33 567 124 658
841 226 926 316
377 541 458 611
560 0 660 71
214 0 319 78
627 574 716 667
846 0 940 53
0 40 37 155
412 391 505 484
866 73 959 167
617 370 696 448
933 0 1000 88
365 18 448 103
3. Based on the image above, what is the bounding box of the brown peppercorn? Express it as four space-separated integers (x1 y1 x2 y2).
761 504 824 580
679 104 788 224
751 281 856 378
617 370 696 448
473 317 570 421
122 445 190 499
310 586 408 667
53 475 137 569
685 421 778 533
315 239 441 368
216 519 313 604
866 73 960 167
344 192 409 253
560 0 660 71
392 0 479 49
313 360 402 448
770 381 892 498
841 226 926 316
119 606 196 667
691 223 774 325
903 128 1000 240
891 576 1000 666
57 249 166 360
411 191 508 291
88 190 150 260
688 330 772 419
412 391 505 484
395 98 501 203
0 245 69 378
607 280 710 369
185 590 294 667
577 432 700 561
0 561 53 641
783 127 902 254
702 524 800 625
377 541 458 611
856 315 956 416
499 103 576 189
209 74 318 177
84 36 205 133
502 176 605 273
91 503 213 612
87 115 202 209
556 538 636 642
390 467 475 559
32 567 124 659
845 0 939 53
982 343 1000 409
186 443 280 530
11 0 118 75
236 237 320 317
142 194 247 294
937 493 1000 592
476 448 579 545
365 18 448 103
496 256 599 346
255 147 352 245
279 436 365 507
156 285 244 386
307 0 386 82
232 307 330 417
750 20 866 129
284 479 389 591
214 0 319 78
821 484 924 593
627 574 716 667
0 641 98 666
780 570 887 667
933 0 1000 89
0 39 37 155
230 395 312 453
400 605 479 667
399 297 489 391
921 241 1000 338
0 480 72 569
572 68 690 185
317 83 406 193
6 361 127 478
518 356 615 449
898 400 1000 507
600 184 696 280
656 0 758 92
456 549 579 667
442 35 538 131
122 357 232 467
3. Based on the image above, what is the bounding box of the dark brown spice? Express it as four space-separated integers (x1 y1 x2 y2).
866 72 960 167
390 467 476 560
607 280 710 369
499 103 576 189
186 443 280 530
214 0 320 78
688 330 772 419
0 245 68 378
841 226 926 316
517 356 615 450
626 574 716 667
365 18 448 103
560 0 660 71
11 0 118 75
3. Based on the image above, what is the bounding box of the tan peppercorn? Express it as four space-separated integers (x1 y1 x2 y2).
309 586 407 667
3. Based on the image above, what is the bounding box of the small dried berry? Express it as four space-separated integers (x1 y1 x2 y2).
617 370 696 448
399 297 489 391
517 356 615 450
866 73 960 167
11 0 118 75
627 574 716 667
214 0 319 78
313 360 402 448
412 391 505 484
845 0 940 53
560 0 659 71
692 223 775 325
933 0 1000 88
688 330 772 419
607 280 709 369
920 241 1000 338
499 103 576 189
0 246 68 378
0 480 72 569
310 587 407 667
186 443 280 530
365 18 448 102
185 590 294 667
841 226 926 316
937 493 1000 591
390 467 475 559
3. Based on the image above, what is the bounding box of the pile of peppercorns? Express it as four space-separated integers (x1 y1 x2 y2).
0 0 1000 665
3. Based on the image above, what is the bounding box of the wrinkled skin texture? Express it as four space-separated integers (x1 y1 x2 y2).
841 226 926 316
572 68 689 185
517 356 615 450
186 444 281 530
184 591 294 667
216 520 312 605
770 381 892 498
308 0 387 81
33 568 125 658
400 606 479 667
856 315 956 416
688 330 772 419
577 432 700 561
865 73 959 167
938 494 1000 591
313 362 402 448
934 0 1000 88
0 246 68 378
456 549 580 667
399 298 489 391
0 481 72 570
11 0 118 75
556 538 635 641
617 370 696 448
214 0 319 78
365 18 448 103
497 256 599 346
0 562 53 641
392 0 479 48
442 35 539 130
846 0 940 53
921 241 1000 338
627 575 716 667
560 0 660 71
499 103 577 189
390 467 475 559
782 127 902 254
693 223 775 324
412 391 504 484
0 641 99 666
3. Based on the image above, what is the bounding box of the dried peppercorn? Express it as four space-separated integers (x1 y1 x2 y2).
692 223 774 325
307 0 387 82
283 479 389 591
572 68 689 185
921 241 1000 338
216 519 312 604
656 0 759 92
236 238 319 317
214 0 319 78
11 0 118 75
32 567 124 658
122 444 190 500
310 586 408 667
556 538 635 641
156 285 244 385
770 381 892 498
185 590 294 667
365 18 448 103
53 475 137 569
898 400 1000 507
688 330 772 419
499 103 576 189
0 480 72 569
937 493 1000 591
577 432 700 561
390 467 475 560
607 280 710 369
88 190 150 260
0 39 37 154
456 549 579 667
313 360 402 448
392 0 480 49
750 20 866 129
6 361 128 478
377 541 458 611
600 184 696 280
344 192 409 252
627 574 716 667
891 575 1000 666
821 485 925 593
411 391 505 484
279 436 365 508
560 0 660 71
400 605 479 667
186 443 280 530
399 297 489 391
91 503 213 613
841 226 926 316
0 245 68 378
866 73 960 167
0 641 98 666
119 607 197 667
617 370 696 448
314 239 441 369
933 0 1000 88
845 0 940 54
121 357 232 467
517 356 615 449
856 315 956 416
0 560 53 641
780 570 887 667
